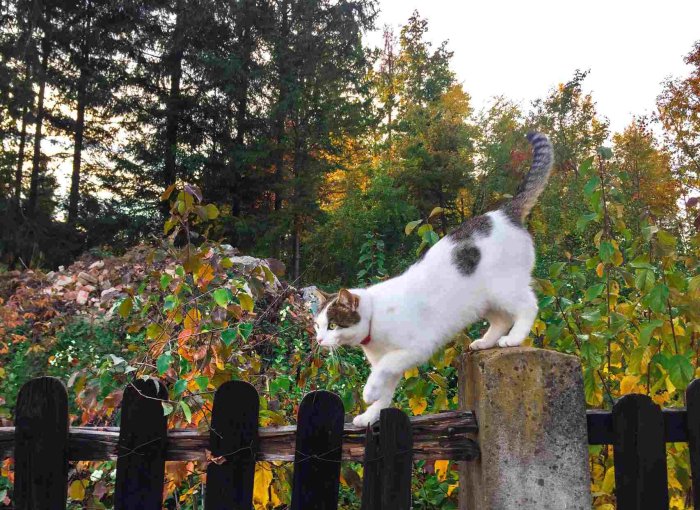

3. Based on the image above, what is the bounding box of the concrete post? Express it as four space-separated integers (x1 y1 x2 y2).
458 347 592 510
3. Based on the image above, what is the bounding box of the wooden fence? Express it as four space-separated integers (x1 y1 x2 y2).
0 376 479 509
4 376 700 508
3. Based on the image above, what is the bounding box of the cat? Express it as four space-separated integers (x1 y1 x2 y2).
313 132 553 426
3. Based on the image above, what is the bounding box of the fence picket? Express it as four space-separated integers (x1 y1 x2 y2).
13 377 69 510
360 426 381 510
379 408 413 510
290 390 344 510
612 394 668 510
687 379 700 509
205 380 259 510
114 378 168 510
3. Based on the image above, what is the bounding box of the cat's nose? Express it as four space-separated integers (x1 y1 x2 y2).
316 335 323 344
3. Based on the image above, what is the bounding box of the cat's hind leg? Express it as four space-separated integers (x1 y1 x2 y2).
497 290 537 348
469 310 513 351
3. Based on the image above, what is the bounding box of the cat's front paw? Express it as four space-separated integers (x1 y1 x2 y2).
363 378 383 404
353 409 380 427
497 335 525 348
469 338 492 351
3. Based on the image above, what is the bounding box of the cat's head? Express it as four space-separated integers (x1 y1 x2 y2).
313 288 368 347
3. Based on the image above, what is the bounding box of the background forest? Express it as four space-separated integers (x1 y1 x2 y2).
0 0 699 508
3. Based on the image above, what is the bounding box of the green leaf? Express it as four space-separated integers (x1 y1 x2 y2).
180 401 192 423
599 241 614 263
585 283 606 301
160 274 173 290
549 262 566 278
629 255 653 269
639 319 664 347
635 268 656 292
597 146 613 159
238 322 254 342
584 368 599 404
205 203 219 220
579 156 594 176
162 402 174 416
583 176 601 195
423 230 439 245
668 354 694 390
195 376 209 392
417 224 432 237
118 297 133 319
405 219 423 235
147 323 165 340
156 352 172 375
213 288 231 307
173 379 187 397
163 295 178 311
221 329 237 346
642 284 670 314
576 213 598 232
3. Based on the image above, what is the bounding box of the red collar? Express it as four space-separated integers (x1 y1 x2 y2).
360 320 371 345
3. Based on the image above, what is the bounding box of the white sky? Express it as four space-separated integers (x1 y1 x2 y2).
367 0 700 134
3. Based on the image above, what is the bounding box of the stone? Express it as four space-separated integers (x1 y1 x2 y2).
77 271 98 285
458 347 592 510
76 290 90 305
89 260 105 270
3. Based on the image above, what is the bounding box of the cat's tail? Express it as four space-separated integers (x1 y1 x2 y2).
502 132 553 224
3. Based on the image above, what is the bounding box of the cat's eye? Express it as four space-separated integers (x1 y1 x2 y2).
328 322 338 330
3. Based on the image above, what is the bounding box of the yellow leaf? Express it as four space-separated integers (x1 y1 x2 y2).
184 309 202 330
601 467 615 493
253 462 273 509
434 460 450 481
620 375 640 395
238 293 255 312
596 262 604 278
68 480 87 501
409 396 428 415
447 482 459 496
404 367 419 379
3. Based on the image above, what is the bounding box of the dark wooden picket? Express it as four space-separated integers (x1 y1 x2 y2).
290 390 345 510
379 408 413 510
612 394 668 510
13 376 69 510
360 426 381 510
687 379 700 509
205 380 259 510
114 378 169 510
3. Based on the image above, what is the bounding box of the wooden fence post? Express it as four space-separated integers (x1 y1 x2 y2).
459 347 591 510
687 379 700 509
114 378 168 510
613 394 668 510
205 380 259 510
290 390 344 510
379 408 413 510
13 377 69 510
360 426 381 510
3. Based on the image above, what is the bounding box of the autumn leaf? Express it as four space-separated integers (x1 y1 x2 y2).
434 459 450 481
408 396 428 415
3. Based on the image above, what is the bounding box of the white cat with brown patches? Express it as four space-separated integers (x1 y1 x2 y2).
314 132 554 426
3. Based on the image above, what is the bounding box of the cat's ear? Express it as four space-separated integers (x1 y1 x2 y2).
337 288 359 311
313 288 333 307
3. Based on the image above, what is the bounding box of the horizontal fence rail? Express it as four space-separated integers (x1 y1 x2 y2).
0 410 479 463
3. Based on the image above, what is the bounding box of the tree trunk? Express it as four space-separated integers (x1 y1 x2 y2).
28 34 50 217
272 0 289 215
14 104 28 208
162 1 184 217
68 66 87 224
